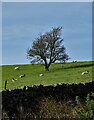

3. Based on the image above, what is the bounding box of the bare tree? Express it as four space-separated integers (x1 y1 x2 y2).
27 27 70 71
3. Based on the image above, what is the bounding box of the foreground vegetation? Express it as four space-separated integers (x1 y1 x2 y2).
2 61 93 90
2 93 94 119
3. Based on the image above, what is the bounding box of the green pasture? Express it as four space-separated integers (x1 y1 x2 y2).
1 61 94 90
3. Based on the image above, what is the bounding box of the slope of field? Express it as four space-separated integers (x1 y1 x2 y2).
1 61 93 90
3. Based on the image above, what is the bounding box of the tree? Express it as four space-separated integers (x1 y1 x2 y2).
27 27 70 71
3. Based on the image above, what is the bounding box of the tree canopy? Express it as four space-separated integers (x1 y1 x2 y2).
27 27 70 71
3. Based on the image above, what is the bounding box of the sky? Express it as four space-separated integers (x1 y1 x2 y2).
2 2 92 65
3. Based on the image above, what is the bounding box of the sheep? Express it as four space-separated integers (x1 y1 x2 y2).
81 71 89 75
19 74 25 78
39 73 44 77
11 78 17 82
14 67 19 70
12 78 15 82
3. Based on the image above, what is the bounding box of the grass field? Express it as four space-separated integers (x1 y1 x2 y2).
1 61 94 90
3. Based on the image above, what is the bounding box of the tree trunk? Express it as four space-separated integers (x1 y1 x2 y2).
45 65 49 71
44 59 49 71
45 66 49 71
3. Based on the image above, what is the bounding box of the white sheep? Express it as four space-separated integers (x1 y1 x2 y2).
14 67 19 70
11 78 17 82
81 71 89 75
19 74 25 78
39 74 44 77
12 78 15 82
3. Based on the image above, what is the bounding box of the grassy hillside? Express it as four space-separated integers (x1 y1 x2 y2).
1 61 94 90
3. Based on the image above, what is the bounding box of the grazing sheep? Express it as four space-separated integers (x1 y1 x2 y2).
19 74 25 78
39 74 44 77
11 78 17 82
81 71 89 75
14 67 19 70
12 78 15 82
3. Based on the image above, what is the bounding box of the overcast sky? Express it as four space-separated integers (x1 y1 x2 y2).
2 2 92 65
